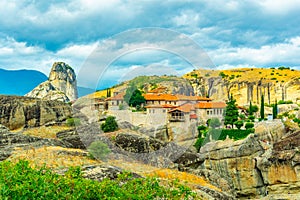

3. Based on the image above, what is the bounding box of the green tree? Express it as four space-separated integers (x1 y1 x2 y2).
224 95 239 128
101 116 118 132
260 94 265 120
209 117 221 128
124 85 146 108
273 99 278 119
234 120 244 130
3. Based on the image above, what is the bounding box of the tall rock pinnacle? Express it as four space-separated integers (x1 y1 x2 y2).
26 62 78 102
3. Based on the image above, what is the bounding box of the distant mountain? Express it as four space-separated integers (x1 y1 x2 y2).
0 68 94 97
77 86 95 97
0 68 48 96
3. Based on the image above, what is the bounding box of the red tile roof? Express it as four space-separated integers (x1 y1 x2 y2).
143 93 210 102
106 92 124 101
195 102 226 109
143 93 178 101
145 104 177 109
168 103 195 113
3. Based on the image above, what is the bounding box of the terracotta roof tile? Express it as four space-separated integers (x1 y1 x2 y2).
106 92 124 101
195 102 226 109
168 103 195 113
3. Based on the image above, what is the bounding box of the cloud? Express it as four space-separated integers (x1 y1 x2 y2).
0 0 300 89
210 36 300 67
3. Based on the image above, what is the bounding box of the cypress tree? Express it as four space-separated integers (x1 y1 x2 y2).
260 94 265 120
224 94 239 128
273 99 278 119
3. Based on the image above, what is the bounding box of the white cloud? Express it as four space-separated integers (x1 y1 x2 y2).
210 36 300 67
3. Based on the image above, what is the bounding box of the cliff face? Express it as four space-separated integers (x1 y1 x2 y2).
0 95 71 130
184 68 300 106
198 120 300 199
26 62 78 102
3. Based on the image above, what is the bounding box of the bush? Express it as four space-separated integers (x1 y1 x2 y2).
101 116 118 132
87 140 111 160
234 120 244 130
194 137 205 152
0 160 195 199
278 100 293 104
197 125 207 137
66 117 80 127
245 122 254 129
248 115 255 122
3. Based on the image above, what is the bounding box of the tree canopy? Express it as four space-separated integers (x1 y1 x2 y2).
124 85 146 108
224 95 239 128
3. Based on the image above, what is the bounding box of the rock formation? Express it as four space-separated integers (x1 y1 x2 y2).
0 95 71 130
196 120 300 199
26 62 78 102
184 68 300 106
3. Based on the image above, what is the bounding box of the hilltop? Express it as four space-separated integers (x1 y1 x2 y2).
184 67 300 106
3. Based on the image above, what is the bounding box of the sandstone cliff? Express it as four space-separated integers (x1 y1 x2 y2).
0 95 71 130
184 68 300 106
196 120 300 199
26 62 78 102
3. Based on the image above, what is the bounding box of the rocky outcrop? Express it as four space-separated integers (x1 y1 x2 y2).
0 95 71 130
0 124 70 160
26 62 78 102
198 127 300 199
56 128 86 149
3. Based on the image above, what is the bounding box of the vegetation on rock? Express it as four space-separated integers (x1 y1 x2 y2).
101 116 118 132
0 160 195 199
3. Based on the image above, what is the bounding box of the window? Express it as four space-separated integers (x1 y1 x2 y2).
163 110 166 113
207 110 209 115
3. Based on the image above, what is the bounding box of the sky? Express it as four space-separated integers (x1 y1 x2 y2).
1 0 300 89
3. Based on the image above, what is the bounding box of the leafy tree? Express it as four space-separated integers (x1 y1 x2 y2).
209 117 221 128
101 116 118 132
260 94 265 120
224 95 239 128
273 99 278 119
234 120 244 130
124 85 146 108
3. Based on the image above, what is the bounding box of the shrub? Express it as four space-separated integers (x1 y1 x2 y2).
0 160 195 199
245 122 254 129
101 116 118 132
278 100 293 104
87 140 111 160
271 77 277 80
66 117 80 127
234 120 244 130
197 125 207 137
219 72 227 78
248 115 255 122
239 114 246 120
194 137 205 152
